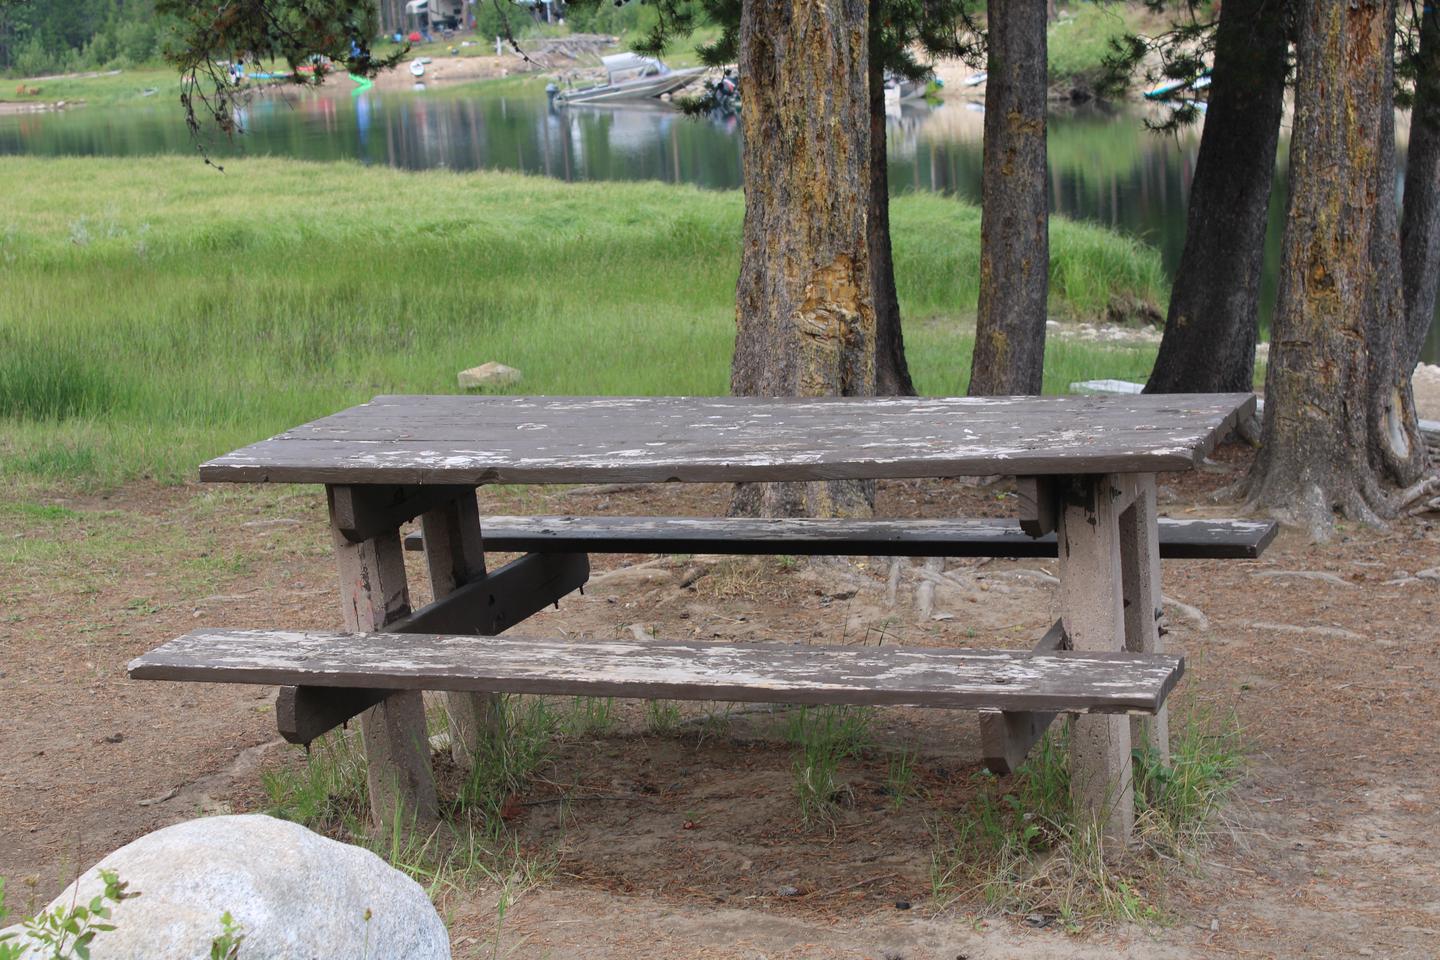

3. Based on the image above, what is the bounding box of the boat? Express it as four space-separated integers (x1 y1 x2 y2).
962 71 987 87
883 73 927 105
552 53 704 106
1144 71 1211 101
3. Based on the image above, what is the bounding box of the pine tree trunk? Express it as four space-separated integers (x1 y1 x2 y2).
730 0 876 518
968 0 1048 396
1401 2 1440 372
1247 0 1422 537
1364 4 1426 484
870 49 915 397
1144 0 1288 395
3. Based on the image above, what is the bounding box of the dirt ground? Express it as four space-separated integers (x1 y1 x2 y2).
366 34 622 91
369 53 530 91
2 445 1438 959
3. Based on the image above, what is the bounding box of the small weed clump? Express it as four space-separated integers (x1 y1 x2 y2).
261 730 370 829
644 699 683 736
1134 714 1245 852
457 697 561 827
884 746 921 811
781 705 874 825
561 697 616 739
930 711 1244 926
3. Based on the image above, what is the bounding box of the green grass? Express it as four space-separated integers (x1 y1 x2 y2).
1048 3 1142 92
3 66 187 106
456 697 562 826
0 154 1167 485
644 699 683 735
781 705 874 825
930 711 1245 926
884 746 920 811
261 731 371 829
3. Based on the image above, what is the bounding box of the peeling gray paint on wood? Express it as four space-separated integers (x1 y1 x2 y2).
199 394 1256 485
130 629 1184 715
1117 474 1169 761
980 618 1069 774
418 492 502 767
1057 473 1135 850
326 492 438 828
398 515 1279 560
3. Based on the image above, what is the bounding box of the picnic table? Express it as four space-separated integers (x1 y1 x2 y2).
130 393 1262 851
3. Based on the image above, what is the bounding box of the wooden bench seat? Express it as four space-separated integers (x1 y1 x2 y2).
130 628 1183 721
401 515 1277 560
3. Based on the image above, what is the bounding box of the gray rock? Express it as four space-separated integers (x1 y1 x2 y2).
0 814 448 960
457 362 521 389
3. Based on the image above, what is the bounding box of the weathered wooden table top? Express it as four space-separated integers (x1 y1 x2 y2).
200 393 1255 485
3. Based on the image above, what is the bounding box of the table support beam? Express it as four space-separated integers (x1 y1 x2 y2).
329 491 439 831
276 686 389 746
274 550 588 752
329 484 470 544
1117 473 1169 763
979 618 1068 775
1016 476 1058 537
419 492 501 769
1058 474 1135 853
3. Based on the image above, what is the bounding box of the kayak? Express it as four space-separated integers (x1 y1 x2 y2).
1145 72 1211 100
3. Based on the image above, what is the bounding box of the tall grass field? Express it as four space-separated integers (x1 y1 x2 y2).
0 155 1167 484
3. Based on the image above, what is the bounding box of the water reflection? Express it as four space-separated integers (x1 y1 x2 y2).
0 86 1434 360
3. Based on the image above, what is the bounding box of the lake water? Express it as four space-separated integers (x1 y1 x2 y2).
2 85 1435 362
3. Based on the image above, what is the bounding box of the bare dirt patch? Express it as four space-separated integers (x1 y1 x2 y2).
2 447 1438 958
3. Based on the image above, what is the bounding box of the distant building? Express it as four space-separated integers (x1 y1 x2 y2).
377 0 469 36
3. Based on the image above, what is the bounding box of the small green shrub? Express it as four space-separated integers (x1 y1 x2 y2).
208 912 245 960
0 869 138 960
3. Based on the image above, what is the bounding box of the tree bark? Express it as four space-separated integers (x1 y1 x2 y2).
968 0 1048 396
1401 1 1440 372
869 44 915 397
1364 5 1426 484
1246 0 1423 538
1144 0 1289 395
730 0 876 518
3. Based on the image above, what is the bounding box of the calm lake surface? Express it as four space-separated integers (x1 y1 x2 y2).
2 85 1435 362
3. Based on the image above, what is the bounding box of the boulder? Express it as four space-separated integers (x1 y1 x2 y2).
457 362 521 389
0 815 449 960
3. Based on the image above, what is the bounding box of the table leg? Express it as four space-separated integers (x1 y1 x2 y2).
329 488 439 830
420 490 504 768
1057 474 1134 852
1117 473 1168 763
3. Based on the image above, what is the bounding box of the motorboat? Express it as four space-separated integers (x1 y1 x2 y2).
552 53 704 106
